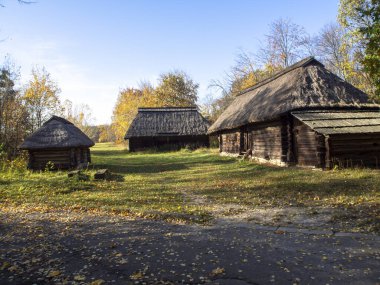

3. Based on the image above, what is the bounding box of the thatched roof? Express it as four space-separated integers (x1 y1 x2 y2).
292 110 380 135
19 116 95 150
125 107 209 139
208 57 378 134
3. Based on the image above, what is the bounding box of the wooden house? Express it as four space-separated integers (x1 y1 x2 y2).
125 107 210 151
208 57 380 168
19 116 95 170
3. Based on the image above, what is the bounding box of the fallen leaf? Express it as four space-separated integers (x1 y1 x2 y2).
89 280 105 285
8 265 19 273
130 271 144 280
210 267 225 276
74 275 86 281
1 262 10 270
47 270 61 277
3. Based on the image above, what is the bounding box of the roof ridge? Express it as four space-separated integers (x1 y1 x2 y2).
236 56 321 97
138 107 198 112
43 115 73 125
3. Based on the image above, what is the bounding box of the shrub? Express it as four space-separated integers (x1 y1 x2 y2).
0 152 28 173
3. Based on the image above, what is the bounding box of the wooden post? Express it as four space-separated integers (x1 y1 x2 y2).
70 148 75 167
87 149 91 163
316 134 326 169
83 148 88 163
28 150 33 169
281 115 294 165
324 136 331 169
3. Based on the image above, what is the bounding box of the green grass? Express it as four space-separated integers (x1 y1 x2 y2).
0 143 379 228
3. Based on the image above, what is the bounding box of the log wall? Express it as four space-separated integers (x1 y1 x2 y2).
293 119 322 167
219 131 241 154
28 147 91 170
249 121 283 162
216 116 380 169
329 133 380 168
129 135 210 152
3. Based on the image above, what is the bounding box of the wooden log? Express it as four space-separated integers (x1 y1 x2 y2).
68 170 81 178
94 169 111 180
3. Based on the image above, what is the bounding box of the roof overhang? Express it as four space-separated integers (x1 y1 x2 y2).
292 110 380 135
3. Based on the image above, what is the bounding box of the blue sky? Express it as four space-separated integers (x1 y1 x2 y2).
0 0 340 124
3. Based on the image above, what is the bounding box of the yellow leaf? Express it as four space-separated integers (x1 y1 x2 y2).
8 265 19 272
47 270 61 277
90 279 105 285
211 267 225 276
130 271 144 280
74 275 86 281
1 262 10 270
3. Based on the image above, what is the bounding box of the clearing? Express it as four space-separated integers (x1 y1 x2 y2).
1 143 379 284
1 143 379 233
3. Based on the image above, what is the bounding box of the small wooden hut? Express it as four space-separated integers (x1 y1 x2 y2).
208 57 380 168
19 116 95 170
125 107 210 151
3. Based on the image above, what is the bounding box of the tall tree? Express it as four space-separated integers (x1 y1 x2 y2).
61 99 97 140
357 0 380 98
98 124 116 143
315 22 375 97
23 67 61 131
155 71 199 107
0 61 29 157
258 18 309 68
112 85 156 142
338 0 379 99
0 0 33 8
316 23 349 79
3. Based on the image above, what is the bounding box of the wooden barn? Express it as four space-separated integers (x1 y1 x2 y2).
125 107 210 151
19 116 95 170
208 57 380 168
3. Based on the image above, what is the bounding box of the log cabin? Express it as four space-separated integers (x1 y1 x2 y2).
208 57 380 168
19 116 95 170
125 107 210 151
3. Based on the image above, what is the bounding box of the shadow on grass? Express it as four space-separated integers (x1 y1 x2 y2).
92 149 129 157
197 176 377 206
0 180 11 185
107 173 125 182
94 163 189 174
57 182 95 194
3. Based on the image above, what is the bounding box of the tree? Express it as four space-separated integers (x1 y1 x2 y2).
338 0 379 99
61 99 97 140
23 67 61 131
0 0 33 8
112 85 156 142
155 71 199 107
206 49 278 121
316 23 349 79
258 18 309 68
314 22 375 97
0 61 29 157
357 0 380 98
98 124 116 143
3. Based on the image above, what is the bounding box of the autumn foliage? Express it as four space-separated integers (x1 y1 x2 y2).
112 71 199 142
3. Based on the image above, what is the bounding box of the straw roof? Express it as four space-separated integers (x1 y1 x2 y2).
125 107 209 139
19 116 95 150
208 57 378 134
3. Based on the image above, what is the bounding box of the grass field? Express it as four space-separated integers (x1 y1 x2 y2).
1 143 379 231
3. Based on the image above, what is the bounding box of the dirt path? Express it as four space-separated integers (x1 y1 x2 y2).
1 210 379 285
180 189 374 233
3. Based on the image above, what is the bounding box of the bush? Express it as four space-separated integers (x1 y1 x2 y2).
0 155 28 173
